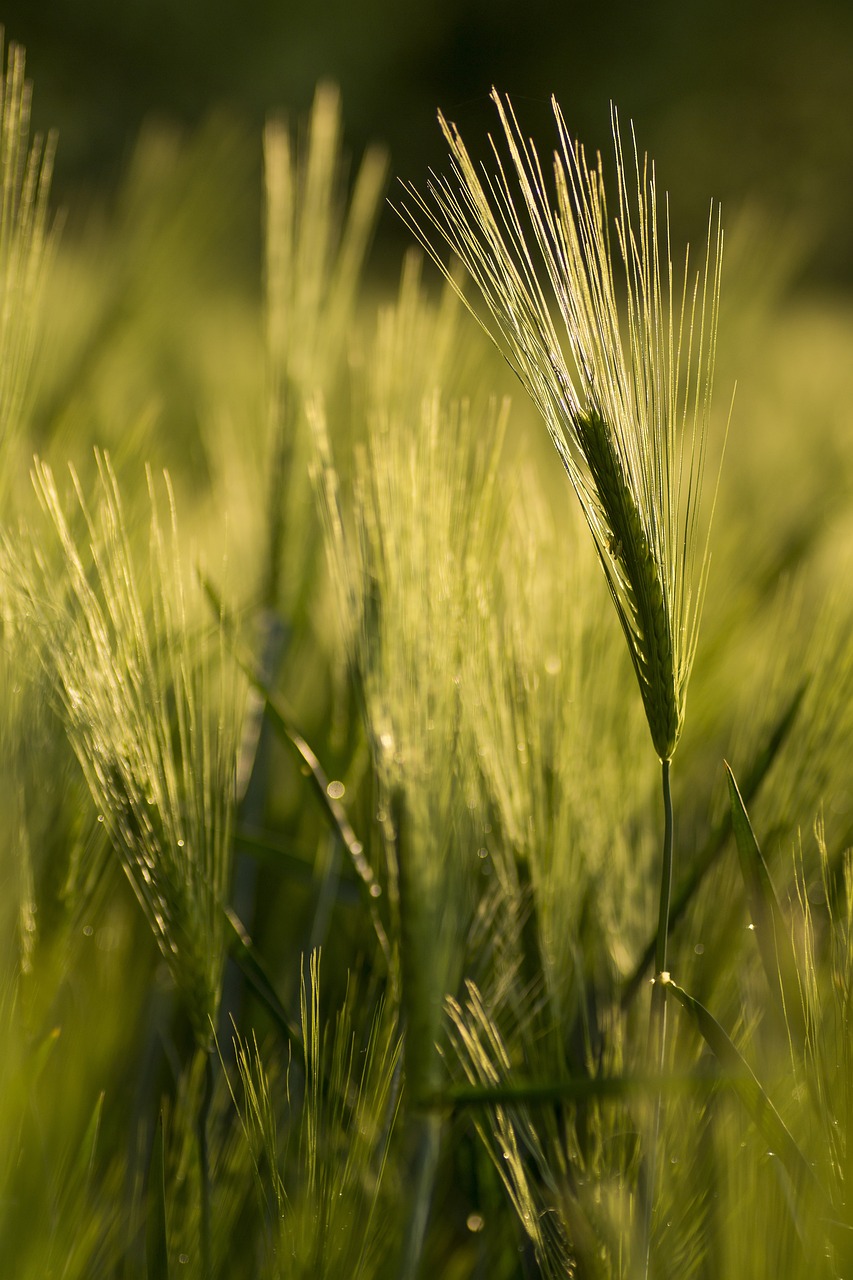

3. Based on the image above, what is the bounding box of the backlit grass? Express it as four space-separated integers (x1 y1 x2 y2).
3 33 853 1280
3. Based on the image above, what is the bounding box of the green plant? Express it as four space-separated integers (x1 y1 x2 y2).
401 89 725 1269
4 33 853 1280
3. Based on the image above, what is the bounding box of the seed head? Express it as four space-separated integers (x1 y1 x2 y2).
399 91 724 759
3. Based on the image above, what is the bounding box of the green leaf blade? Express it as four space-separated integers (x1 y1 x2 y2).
667 978 820 1202
725 760 807 1052
146 1113 170 1280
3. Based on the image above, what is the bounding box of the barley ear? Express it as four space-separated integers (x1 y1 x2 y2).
400 93 724 762
577 409 678 760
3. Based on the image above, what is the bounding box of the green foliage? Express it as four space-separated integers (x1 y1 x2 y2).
4 34 853 1280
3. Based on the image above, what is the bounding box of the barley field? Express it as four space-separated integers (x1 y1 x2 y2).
3 31 853 1279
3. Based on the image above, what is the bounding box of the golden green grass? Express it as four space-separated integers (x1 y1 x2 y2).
3 34 853 1280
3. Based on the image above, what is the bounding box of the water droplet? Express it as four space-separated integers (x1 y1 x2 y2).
466 1212 485 1233
544 654 561 675
83 925 94 937
351 841 363 857
478 848 489 859
97 814 105 823
379 732 394 751
179 1254 189 1265
177 838 185 848
369 884 382 899
747 923 755 931
327 780 345 800
694 942 705 955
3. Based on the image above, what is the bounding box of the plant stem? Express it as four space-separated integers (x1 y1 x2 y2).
198 1048 215 1279
655 758 674 982
394 785 443 1278
400 1111 443 1280
643 757 674 1278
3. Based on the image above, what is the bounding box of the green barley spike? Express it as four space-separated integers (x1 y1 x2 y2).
576 409 678 759
399 90 723 762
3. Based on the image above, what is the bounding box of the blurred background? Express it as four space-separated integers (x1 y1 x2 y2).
7 0 853 288
4 9 853 1274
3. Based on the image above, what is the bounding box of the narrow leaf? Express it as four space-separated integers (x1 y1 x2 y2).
431 1074 695 1109
31 1025 62 1079
666 978 821 1198
77 1091 104 1190
726 760 807 1051
55 1090 106 1226
200 567 393 972
623 681 805 1006
234 825 358 895
146 1112 170 1280
224 906 303 1051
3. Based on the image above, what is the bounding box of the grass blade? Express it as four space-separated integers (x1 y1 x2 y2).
146 1112 170 1280
665 977 820 1199
726 760 807 1051
233 825 325 880
224 906 303 1051
429 1074 694 1109
200 566 393 972
76 1090 104 1190
247 681 394 972
623 681 806 1006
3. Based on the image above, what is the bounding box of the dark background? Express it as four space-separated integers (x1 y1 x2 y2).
6 0 853 286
